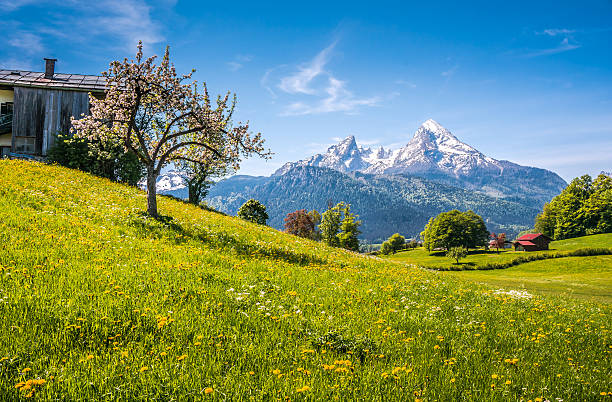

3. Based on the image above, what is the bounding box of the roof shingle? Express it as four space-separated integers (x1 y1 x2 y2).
0 69 106 92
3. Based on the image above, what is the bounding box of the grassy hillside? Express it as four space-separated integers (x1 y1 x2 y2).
0 160 610 400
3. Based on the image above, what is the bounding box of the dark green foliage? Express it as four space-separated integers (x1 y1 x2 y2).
48 134 144 186
308 209 322 241
446 246 468 264
535 173 612 240
338 204 361 251
237 199 268 225
421 210 489 252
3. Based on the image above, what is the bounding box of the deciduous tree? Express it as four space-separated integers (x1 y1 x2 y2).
338 204 361 251
72 42 268 217
447 246 467 264
237 199 268 225
320 203 343 247
176 154 233 205
284 209 316 239
421 210 489 252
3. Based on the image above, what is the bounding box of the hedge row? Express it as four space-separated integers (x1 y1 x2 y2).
423 248 612 271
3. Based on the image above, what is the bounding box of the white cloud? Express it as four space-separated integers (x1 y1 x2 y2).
395 79 416 88
0 57 33 70
282 76 380 116
3 0 164 54
279 42 336 95
8 32 44 55
525 28 581 57
539 28 576 36
227 54 253 71
276 42 380 115
0 0 37 11
441 65 459 77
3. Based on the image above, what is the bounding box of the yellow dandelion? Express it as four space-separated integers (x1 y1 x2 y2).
272 369 281 375
204 387 213 394
177 354 187 361
140 366 148 372
491 374 498 379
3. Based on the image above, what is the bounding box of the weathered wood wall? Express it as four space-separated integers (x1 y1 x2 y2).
12 87 90 155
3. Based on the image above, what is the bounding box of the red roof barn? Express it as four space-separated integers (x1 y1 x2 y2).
513 233 552 252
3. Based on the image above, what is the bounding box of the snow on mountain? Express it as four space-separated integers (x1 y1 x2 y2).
274 119 567 204
139 169 188 198
276 119 502 178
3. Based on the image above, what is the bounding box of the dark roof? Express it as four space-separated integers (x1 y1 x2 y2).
0 69 106 92
516 233 551 242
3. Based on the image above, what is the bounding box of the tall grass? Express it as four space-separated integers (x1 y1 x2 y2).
0 160 610 400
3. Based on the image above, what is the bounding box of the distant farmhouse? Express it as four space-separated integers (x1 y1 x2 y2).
0 59 105 157
513 233 552 252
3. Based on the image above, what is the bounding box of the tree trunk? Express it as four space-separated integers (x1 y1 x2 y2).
188 180 199 205
146 169 158 217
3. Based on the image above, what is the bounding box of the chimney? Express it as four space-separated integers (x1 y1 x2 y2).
44 58 57 79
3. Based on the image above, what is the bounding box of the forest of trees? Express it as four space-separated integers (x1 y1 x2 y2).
535 173 612 240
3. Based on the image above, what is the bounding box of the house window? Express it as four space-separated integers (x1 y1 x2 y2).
0 102 13 116
14 137 35 154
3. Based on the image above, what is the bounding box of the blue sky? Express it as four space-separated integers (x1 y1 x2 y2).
1 0 611 181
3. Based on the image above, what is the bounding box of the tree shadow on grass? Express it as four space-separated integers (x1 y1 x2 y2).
127 211 329 266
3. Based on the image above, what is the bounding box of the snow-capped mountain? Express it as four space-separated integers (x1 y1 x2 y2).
139 169 189 198
275 119 567 205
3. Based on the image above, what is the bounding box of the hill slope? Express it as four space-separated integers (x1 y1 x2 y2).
207 166 539 241
0 160 608 400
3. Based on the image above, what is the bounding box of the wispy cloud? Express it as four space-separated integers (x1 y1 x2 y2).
539 28 576 37
0 57 33 70
3 0 165 55
524 28 581 57
8 32 44 55
274 42 380 115
282 76 380 116
279 42 336 95
227 54 253 72
395 79 417 88
441 65 459 77
0 0 37 11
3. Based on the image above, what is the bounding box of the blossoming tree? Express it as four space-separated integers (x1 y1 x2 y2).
72 42 269 217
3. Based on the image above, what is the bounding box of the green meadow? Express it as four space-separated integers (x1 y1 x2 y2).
384 234 612 303
0 160 610 400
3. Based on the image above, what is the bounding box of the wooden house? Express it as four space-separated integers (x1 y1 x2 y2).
0 59 106 158
513 233 552 252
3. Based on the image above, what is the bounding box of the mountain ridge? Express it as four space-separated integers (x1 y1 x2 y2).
275 119 567 206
